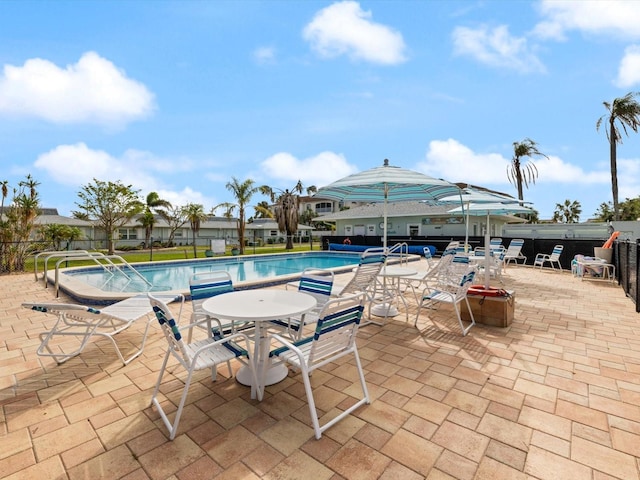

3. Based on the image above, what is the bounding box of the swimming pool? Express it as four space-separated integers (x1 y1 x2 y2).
58 252 364 304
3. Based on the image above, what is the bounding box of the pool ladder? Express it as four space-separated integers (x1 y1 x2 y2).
34 251 153 297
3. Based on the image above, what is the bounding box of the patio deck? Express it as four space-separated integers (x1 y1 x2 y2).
1 264 639 479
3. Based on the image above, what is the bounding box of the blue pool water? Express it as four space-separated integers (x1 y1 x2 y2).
62 252 362 295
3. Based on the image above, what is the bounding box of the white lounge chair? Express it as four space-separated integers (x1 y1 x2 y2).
503 239 526 267
23 294 182 365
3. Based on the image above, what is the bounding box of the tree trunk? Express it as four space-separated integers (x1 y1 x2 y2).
610 122 620 221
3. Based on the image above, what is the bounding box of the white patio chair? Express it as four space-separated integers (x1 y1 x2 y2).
503 239 526 267
414 265 478 336
534 245 564 272
489 237 504 254
23 294 182 365
266 293 370 439
401 253 455 303
148 293 260 440
271 268 335 339
336 249 387 324
188 271 250 342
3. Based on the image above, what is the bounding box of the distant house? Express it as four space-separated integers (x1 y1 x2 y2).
317 201 527 239
27 209 314 250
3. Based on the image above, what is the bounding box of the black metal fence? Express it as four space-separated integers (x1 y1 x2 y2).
616 240 640 312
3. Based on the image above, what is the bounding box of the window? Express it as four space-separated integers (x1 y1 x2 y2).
315 202 332 214
119 228 138 240
408 224 419 236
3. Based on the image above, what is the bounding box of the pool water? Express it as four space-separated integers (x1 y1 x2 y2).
62 252 362 295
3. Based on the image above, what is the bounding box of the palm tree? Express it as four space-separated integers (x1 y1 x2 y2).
184 203 207 258
260 181 304 250
0 180 8 212
507 138 548 204
552 199 582 223
597 92 640 221
225 178 258 254
139 192 171 248
254 201 273 219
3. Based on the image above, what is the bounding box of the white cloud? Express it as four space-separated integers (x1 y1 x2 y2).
534 0 640 41
452 25 546 74
260 151 358 188
33 143 214 208
303 1 406 65
615 45 640 87
253 46 277 65
417 138 609 186
0 51 155 127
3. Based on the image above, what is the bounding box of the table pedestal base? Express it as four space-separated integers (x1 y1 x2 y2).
371 303 399 317
236 363 288 387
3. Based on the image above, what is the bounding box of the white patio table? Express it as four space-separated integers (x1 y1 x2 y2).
202 289 317 395
370 266 417 321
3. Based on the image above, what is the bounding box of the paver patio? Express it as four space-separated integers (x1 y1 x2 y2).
1 263 639 479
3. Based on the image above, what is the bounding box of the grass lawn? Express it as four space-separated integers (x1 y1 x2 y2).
23 243 320 274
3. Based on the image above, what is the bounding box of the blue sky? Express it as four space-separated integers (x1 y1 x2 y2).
2 0 640 220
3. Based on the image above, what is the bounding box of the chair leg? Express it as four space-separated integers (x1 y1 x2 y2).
299 366 323 439
457 297 476 336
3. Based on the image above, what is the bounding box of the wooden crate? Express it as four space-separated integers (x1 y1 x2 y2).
461 290 515 327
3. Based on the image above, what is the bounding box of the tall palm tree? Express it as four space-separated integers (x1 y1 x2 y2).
552 199 582 223
507 138 548 204
260 181 304 250
225 177 258 254
597 92 640 221
184 203 207 258
139 192 171 248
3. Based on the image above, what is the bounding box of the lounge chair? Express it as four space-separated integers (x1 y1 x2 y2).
23 294 182 365
503 239 526 267
148 293 259 440
534 245 564 272
266 293 369 439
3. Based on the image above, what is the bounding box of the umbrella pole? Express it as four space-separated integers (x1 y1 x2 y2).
484 211 491 288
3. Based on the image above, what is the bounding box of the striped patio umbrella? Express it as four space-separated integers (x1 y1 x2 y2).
315 159 462 249
448 200 535 288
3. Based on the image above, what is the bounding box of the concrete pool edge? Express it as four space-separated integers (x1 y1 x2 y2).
49 251 418 305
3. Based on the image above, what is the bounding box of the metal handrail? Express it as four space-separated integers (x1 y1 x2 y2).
387 242 409 265
35 250 92 283
53 255 153 297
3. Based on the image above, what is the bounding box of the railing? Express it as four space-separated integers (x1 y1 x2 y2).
387 242 410 266
616 240 640 312
52 254 153 297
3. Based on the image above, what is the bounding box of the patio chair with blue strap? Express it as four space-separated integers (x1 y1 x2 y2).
271 268 335 339
188 271 252 342
336 248 387 325
148 293 260 440
490 237 504 254
503 238 526 267
265 292 370 439
414 264 478 336
22 294 182 366
534 244 564 272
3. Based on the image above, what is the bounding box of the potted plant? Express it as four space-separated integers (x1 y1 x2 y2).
231 246 240 255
